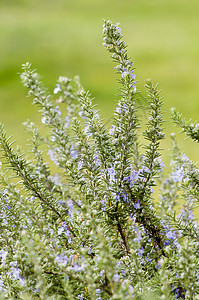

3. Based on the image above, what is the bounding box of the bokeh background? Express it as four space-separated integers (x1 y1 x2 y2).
1 0 199 167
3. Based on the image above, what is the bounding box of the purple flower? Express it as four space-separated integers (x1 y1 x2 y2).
65 116 70 128
116 22 121 34
188 210 194 220
94 154 101 167
96 288 101 294
101 198 107 211
129 285 134 294
0 275 4 291
109 125 116 135
57 227 64 235
54 106 61 116
67 199 74 217
121 69 128 78
116 104 121 114
129 70 136 80
54 254 68 267
166 230 175 240
113 273 120 282
70 145 78 159
54 84 61 94
122 191 128 202
51 135 56 142
41 116 48 124
172 286 186 299
72 263 84 272
78 110 87 119
155 262 161 269
115 192 120 202
10 265 21 280
107 166 116 185
77 160 83 170
84 124 92 136
146 254 152 262
172 167 184 182
88 247 92 254
124 169 139 187
0 250 8 265
48 150 58 164
137 247 144 257
133 199 141 209
51 173 60 185
114 65 121 71
155 157 165 171
140 166 150 174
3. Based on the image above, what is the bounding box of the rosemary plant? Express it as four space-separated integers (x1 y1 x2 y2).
0 20 199 299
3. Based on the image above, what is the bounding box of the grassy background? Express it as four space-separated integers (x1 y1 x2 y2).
1 0 199 167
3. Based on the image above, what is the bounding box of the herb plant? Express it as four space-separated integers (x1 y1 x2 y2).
0 20 199 299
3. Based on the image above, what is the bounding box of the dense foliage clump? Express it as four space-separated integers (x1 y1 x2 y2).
0 20 199 299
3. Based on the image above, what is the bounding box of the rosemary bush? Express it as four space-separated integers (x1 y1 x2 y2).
0 20 199 299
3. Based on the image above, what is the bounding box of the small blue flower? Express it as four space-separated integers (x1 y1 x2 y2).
54 254 68 267
70 145 78 159
101 198 107 211
10 265 21 280
113 273 120 282
155 262 161 270
96 289 101 295
172 167 184 183
137 247 144 257
48 150 58 164
116 106 121 114
133 199 141 209
129 70 136 80
0 275 4 291
166 230 175 240
129 285 134 294
77 160 83 170
72 263 84 272
94 154 101 167
41 116 48 124
115 192 120 202
84 124 92 136
146 254 152 262
155 157 165 171
65 116 70 128
0 250 8 265
5 204 11 210
54 106 61 116
122 191 128 202
51 135 56 142
54 84 61 94
51 173 60 185
109 125 116 135
88 247 92 254
67 199 74 217
107 166 116 185
78 110 87 119
188 210 194 220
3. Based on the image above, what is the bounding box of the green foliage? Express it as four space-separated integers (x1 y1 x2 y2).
0 20 199 299
171 107 199 143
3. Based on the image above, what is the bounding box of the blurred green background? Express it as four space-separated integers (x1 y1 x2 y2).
1 0 199 166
